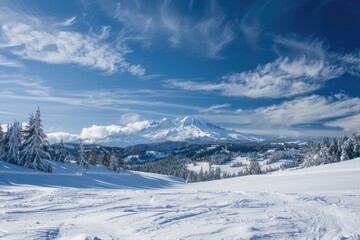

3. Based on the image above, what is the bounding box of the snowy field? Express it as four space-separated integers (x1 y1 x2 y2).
1 159 360 239
187 156 297 176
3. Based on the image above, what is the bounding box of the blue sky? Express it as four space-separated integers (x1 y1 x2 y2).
1 0 360 140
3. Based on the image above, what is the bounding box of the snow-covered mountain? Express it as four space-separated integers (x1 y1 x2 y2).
92 116 260 147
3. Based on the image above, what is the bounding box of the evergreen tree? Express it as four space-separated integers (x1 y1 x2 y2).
321 137 330 149
214 167 221 180
58 139 67 163
109 151 118 171
329 138 340 162
247 159 261 175
354 143 360 158
0 124 4 156
20 108 51 171
78 140 89 169
117 151 125 170
88 144 98 165
100 150 111 167
2 122 22 164
198 168 204 182
186 170 195 183
52 142 60 161
65 152 73 164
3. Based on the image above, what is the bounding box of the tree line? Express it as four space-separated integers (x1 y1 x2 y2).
0 108 125 173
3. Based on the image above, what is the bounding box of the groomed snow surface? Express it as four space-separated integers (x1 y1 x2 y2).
1 159 360 239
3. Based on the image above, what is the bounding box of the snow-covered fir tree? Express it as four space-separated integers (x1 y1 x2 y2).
57 138 67 163
117 151 125 170
20 108 51 172
109 151 118 171
247 158 261 175
88 144 98 165
301 133 360 168
99 150 111 167
78 140 89 169
0 124 4 155
2 122 22 164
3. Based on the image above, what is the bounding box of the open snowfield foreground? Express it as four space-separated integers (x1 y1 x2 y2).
1 160 360 239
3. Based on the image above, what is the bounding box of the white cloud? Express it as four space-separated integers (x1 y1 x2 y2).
199 103 230 113
0 8 145 76
239 19 261 49
325 114 360 132
273 35 327 58
341 51 360 77
0 54 23 68
118 113 141 125
47 132 79 144
165 36 360 99
257 95 360 126
167 55 343 98
160 6 234 58
80 121 152 139
110 0 235 58
60 16 77 27
47 120 153 143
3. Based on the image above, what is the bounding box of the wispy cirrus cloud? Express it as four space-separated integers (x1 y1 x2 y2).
325 113 360 132
256 94 360 126
341 51 360 77
0 8 145 76
166 55 343 98
199 103 231 113
118 113 141 125
166 36 360 99
0 71 201 117
107 0 235 58
0 54 23 68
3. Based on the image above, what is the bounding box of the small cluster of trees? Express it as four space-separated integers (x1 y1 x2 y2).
0 108 125 173
300 134 360 167
76 143 125 172
0 108 52 172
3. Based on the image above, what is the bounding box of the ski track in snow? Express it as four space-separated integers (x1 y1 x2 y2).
1 188 360 239
1 159 360 239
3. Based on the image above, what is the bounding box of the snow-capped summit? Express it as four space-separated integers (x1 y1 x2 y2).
94 116 260 147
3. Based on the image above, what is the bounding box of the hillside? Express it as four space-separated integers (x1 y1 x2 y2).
0 160 183 189
0 159 359 239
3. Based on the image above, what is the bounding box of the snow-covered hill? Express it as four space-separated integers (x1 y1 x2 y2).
0 159 360 239
0 160 183 189
88 116 261 147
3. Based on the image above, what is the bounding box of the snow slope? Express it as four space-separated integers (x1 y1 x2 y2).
0 159 360 239
0 160 183 189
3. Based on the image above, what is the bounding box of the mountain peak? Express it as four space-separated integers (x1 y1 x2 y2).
175 115 207 127
88 115 261 147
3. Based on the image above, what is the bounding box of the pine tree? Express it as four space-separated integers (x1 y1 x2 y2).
78 140 89 169
100 150 111 167
58 138 67 163
328 138 339 162
0 124 4 155
117 151 125 170
20 108 51 171
198 168 204 182
109 151 118 171
65 152 73 164
2 122 22 164
247 159 261 175
214 167 221 180
321 137 330 149
354 143 360 158
88 144 98 165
